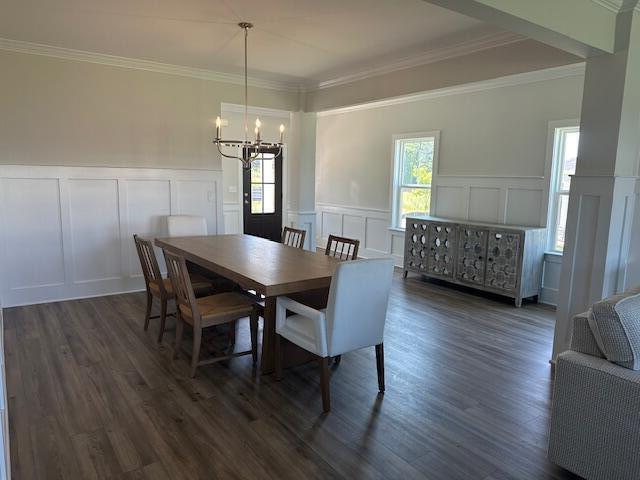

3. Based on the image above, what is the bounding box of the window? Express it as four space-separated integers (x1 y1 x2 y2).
392 133 439 229
250 152 276 214
548 125 579 252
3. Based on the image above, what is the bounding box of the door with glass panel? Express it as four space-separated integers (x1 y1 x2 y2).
242 147 283 241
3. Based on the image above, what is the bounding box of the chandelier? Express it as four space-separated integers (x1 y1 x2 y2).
214 22 284 169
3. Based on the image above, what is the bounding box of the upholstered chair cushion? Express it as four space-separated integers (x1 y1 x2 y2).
588 287 640 370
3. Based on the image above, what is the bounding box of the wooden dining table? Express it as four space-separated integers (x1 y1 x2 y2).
155 234 340 373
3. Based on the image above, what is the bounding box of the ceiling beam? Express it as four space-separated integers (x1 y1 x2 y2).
422 0 638 56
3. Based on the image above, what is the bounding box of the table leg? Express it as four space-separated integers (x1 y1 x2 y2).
260 297 277 374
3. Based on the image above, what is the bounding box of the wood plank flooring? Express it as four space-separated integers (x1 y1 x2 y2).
4 273 579 479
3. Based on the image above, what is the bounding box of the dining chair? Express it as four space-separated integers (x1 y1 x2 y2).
282 226 306 249
325 234 359 260
167 215 208 237
274 257 395 412
134 235 214 343
164 249 259 378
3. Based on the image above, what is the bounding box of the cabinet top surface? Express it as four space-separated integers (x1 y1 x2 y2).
405 215 546 232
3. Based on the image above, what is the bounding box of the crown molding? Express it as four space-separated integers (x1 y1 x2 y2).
221 103 291 119
317 62 586 117
311 31 526 91
589 0 640 12
0 37 303 92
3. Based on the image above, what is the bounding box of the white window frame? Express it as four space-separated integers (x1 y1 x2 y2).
545 121 579 253
390 131 440 230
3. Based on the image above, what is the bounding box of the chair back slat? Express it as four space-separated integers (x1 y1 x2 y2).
282 226 306 249
134 235 163 286
325 235 359 261
163 250 199 321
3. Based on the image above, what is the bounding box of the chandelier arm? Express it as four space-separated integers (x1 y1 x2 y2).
215 142 244 160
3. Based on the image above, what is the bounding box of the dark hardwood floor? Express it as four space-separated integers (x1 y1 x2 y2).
4 272 579 479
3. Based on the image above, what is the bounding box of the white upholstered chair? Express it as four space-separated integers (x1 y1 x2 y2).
275 257 395 412
167 215 208 237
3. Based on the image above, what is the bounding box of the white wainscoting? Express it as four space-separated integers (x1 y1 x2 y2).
316 174 561 303
0 165 223 307
223 202 242 234
287 211 317 251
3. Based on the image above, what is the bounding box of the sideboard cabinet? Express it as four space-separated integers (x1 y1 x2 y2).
403 216 546 307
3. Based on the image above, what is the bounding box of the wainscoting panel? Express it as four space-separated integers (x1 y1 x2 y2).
434 186 467 219
506 188 545 226
68 178 121 284
123 179 172 277
174 180 220 233
1 178 65 290
468 187 501 224
286 211 317 251
321 211 343 240
0 165 223 307
342 215 366 244
223 203 242 235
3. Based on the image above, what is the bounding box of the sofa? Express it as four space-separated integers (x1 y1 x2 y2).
548 289 640 480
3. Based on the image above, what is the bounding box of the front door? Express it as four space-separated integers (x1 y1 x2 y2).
243 147 283 241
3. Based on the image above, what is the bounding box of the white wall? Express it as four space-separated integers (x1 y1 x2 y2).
315 66 585 305
0 165 223 307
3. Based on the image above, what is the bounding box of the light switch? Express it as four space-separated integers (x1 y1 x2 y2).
228 186 237 193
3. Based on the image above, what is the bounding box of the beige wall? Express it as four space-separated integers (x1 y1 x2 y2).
306 40 581 112
315 73 584 211
0 50 299 170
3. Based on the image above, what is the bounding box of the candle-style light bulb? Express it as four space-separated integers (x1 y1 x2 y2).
254 118 261 142
279 124 285 144
215 116 221 139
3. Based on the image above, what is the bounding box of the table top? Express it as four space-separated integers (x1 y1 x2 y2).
155 234 340 297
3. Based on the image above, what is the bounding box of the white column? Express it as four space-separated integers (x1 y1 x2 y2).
286 111 318 250
552 9 640 359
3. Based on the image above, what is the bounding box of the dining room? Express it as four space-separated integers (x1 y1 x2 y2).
2 1 640 479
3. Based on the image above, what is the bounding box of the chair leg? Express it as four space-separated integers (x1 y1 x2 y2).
375 343 385 392
157 296 167 343
333 355 342 365
319 357 331 412
144 291 153 331
227 319 237 351
173 314 184 360
190 327 202 378
250 311 259 364
274 333 283 381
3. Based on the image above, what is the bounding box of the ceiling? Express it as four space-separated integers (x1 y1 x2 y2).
0 0 514 87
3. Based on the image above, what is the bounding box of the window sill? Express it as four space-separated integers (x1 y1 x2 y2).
388 227 405 233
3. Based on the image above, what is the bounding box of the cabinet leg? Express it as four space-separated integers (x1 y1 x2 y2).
515 297 522 308
403 270 408 279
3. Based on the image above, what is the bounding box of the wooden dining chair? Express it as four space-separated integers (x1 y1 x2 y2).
325 234 359 260
282 226 306 249
163 250 259 378
134 234 214 343
274 258 395 412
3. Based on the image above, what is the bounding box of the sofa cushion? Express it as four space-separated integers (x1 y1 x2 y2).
588 287 640 370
